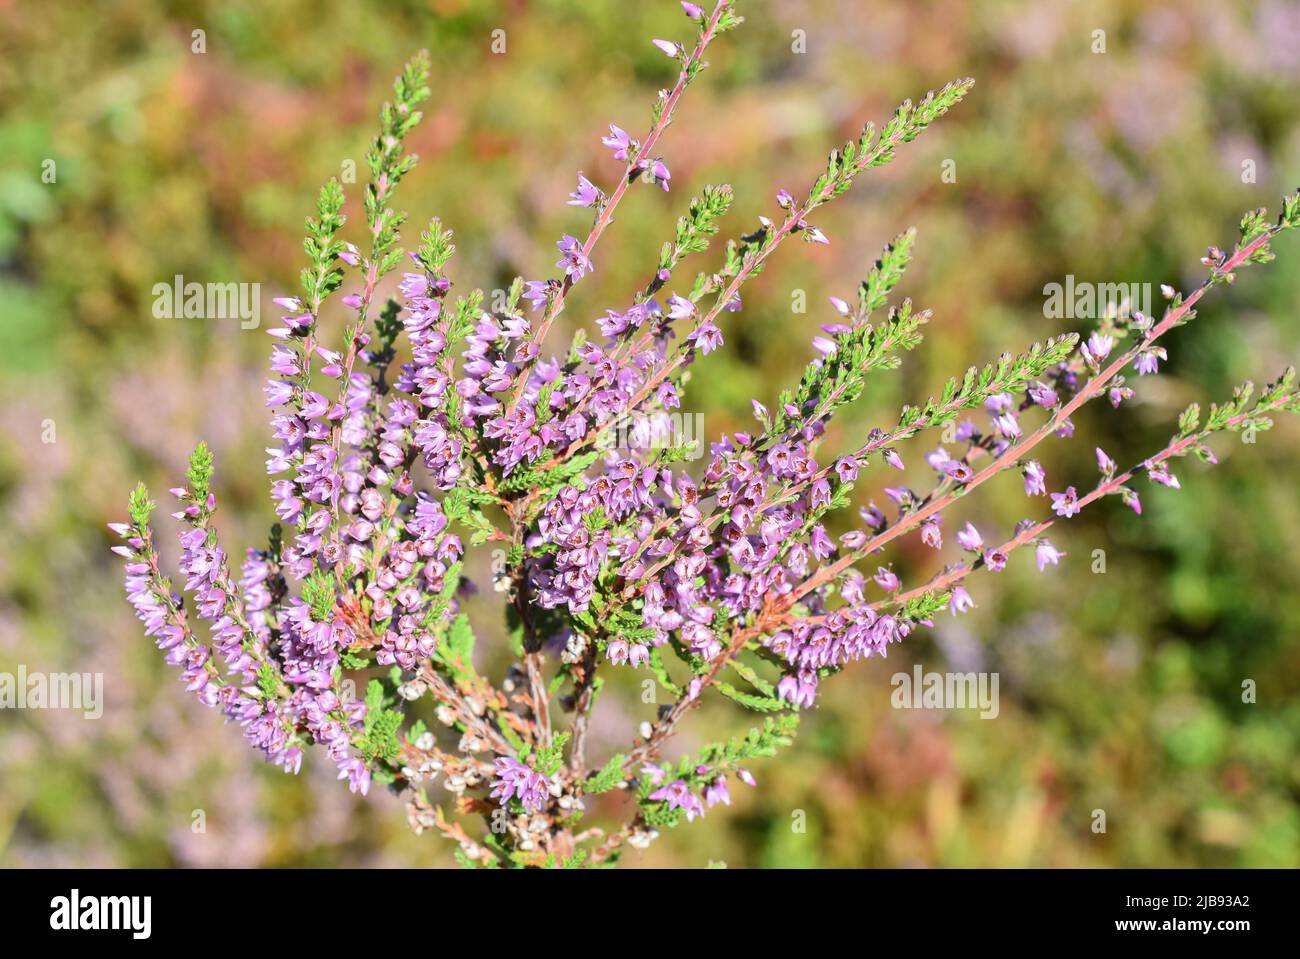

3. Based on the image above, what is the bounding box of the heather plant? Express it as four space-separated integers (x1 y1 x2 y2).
111 1 1300 868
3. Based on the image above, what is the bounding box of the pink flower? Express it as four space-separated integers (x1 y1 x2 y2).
1035 540 1064 571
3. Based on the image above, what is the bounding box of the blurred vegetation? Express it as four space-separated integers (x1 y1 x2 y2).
1 0 1298 867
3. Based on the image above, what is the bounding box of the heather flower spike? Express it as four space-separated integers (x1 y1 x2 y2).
114 4 1300 868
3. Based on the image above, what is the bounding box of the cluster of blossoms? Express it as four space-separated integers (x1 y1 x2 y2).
116 1 1300 867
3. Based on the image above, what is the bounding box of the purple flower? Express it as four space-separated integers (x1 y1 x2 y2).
522 280 550 311
1096 447 1116 474
921 517 942 549
703 777 731 808
1035 539 1064 571
1050 486 1081 517
568 173 601 207
689 320 723 354
556 234 593 281
649 158 671 191
652 38 680 58
490 757 551 813
950 585 977 615
985 392 1013 413
1087 333 1114 362
667 294 696 320
1028 381 1058 407
777 671 819 708
649 780 705 820
338 758 371 796
601 124 634 161
993 411 1022 439
1146 463 1181 489
956 522 984 552
874 566 901 592
1023 460 1047 496
1134 346 1166 375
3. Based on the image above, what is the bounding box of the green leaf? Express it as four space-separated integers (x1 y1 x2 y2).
583 753 627 795
187 442 214 503
534 732 571 778
128 483 155 528
716 681 789 712
301 572 336 622
434 614 479 683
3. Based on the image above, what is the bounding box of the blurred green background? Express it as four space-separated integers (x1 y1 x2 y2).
2 0 1299 867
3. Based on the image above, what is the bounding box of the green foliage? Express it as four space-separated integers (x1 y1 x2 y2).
773 297 930 436
363 710 403 764
647 646 682 696
583 506 609 532
715 681 790 712
1264 367 1300 415
256 662 280 700
534 732 570 778
498 449 601 496
657 184 734 277
1281 191 1300 229
691 714 800 771
897 333 1079 433
186 441 214 503
1202 368 1299 437
301 572 336 622
434 614 478 683
809 78 974 205
637 715 800 826
857 228 916 318
365 50 431 241
127 483 155 528
373 297 404 351
1221 191 1300 275
715 5 744 34
652 441 700 465
442 485 502 545
729 657 775 694
448 289 484 346
359 679 403 764
899 589 955 624
583 753 627 794
417 216 455 275
406 719 428 745
301 178 348 305
534 379 556 426
641 801 684 829
561 849 589 869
